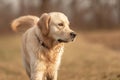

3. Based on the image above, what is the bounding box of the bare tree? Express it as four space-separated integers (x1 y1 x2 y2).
40 0 51 13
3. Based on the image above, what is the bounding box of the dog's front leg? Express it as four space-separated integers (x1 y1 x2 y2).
31 71 44 80
53 71 58 80
30 59 46 80
46 70 58 80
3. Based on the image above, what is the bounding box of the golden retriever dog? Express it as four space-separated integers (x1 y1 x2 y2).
11 12 76 80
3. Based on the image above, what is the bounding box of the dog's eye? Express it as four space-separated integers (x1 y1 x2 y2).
58 23 64 26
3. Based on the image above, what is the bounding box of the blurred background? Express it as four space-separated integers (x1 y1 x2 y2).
0 0 120 80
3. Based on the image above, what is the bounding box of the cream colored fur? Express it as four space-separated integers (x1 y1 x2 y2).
11 12 76 80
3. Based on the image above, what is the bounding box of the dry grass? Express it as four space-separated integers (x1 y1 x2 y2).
81 30 120 51
0 35 28 80
0 31 120 80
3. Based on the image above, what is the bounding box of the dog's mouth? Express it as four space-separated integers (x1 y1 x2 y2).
57 39 68 43
57 38 75 43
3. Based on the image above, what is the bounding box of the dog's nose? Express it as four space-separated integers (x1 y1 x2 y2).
70 32 76 38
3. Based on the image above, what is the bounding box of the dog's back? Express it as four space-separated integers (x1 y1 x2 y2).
11 15 40 78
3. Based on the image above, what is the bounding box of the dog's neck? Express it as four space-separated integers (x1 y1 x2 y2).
35 34 61 50
41 35 54 49
35 34 49 49
35 27 63 49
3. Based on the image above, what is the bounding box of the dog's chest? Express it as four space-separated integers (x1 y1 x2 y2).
46 45 64 64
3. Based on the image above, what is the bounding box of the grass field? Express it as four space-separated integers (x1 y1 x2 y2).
0 31 120 80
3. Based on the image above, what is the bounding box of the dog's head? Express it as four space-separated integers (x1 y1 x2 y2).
38 12 76 43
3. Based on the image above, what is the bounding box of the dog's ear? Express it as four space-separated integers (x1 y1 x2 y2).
37 13 51 36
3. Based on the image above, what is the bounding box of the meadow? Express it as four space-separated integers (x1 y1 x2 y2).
0 30 120 80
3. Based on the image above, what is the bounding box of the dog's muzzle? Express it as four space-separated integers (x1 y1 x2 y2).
57 32 77 43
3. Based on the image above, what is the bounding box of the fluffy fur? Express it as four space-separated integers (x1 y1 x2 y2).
11 12 76 80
